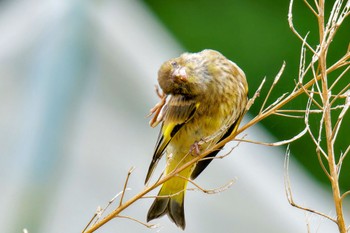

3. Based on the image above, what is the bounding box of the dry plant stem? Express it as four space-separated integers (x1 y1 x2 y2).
83 212 99 233
83 173 175 232
177 175 236 194
317 0 346 232
288 0 316 54
304 0 318 16
338 145 350 169
329 65 350 91
288 0 350 231
332 97 350 144
259 62 286 113
84 189 132 231
238 60 339 136
119 167 135 206
234 127 307 147
117 215 157 229
341 190 350 201
284 146 336 223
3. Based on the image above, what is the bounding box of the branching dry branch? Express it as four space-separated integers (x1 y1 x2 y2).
117 215 158 229
286 0 350 232
284 146 337 223
177 175 236 195
234 127 307 147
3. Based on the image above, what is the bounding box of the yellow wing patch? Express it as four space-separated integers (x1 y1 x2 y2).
145 96 199 183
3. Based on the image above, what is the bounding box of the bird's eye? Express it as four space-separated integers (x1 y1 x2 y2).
171 61 177 67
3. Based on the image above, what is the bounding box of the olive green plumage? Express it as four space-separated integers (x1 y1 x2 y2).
145 49 248 229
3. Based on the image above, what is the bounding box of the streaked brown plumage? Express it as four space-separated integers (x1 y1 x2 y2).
146 49 248 229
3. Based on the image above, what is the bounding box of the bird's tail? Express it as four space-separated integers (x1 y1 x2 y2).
147 178 186 229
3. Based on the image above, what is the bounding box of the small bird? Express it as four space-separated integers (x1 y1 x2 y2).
145 49 248 229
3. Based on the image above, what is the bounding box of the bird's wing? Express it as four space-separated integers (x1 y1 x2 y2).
145 95 199 183
190 113 243 180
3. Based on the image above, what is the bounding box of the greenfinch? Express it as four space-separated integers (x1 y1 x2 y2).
145 49 248 229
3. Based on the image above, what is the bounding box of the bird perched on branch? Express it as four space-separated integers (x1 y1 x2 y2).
145 49 248 229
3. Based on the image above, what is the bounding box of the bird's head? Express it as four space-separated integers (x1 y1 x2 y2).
157 50 216 97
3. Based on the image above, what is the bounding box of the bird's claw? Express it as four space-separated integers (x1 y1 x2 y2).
148 86 167 128
190 141 202 156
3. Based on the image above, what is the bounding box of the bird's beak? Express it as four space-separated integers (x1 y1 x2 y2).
172 67 187 82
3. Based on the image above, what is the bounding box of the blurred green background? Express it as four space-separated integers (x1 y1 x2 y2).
142 0 350 191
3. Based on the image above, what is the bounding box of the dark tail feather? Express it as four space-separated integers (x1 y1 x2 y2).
147 192 186 229
168 198 185 229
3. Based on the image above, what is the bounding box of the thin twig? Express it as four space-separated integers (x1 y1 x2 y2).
119 166 136 206
329 64 350 91
304 0 318 16
263 92 289 114
273 112 304 118
277 109 328 113
260 62 286 113
247 77 266 112
82 207 100 233
304 88 329 159
298 33 308 85
330 82 350 106
337 144 350 173
117 215 158 229
288 0 317 54
234 127 307 147
341 190 350 201
311 62 323 103
143 189 186 199
83 189 131 231
284 146 337 223
331 90 350 143
316 148 331 180
177 175 236 194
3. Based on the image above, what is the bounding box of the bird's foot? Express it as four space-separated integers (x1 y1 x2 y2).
190 141 202 156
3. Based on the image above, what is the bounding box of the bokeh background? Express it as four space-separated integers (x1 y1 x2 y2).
0 0 349 232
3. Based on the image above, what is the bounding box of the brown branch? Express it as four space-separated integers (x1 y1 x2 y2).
337 144 350 173
341 190 350 201
117 215 158 229
288 0 317 54
303 0 318 16
119 167 135 206
317 0 347 231
177 175 236 195
234 127 307 147
259 62 286 113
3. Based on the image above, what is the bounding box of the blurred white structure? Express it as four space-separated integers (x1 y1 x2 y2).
0 0 347 232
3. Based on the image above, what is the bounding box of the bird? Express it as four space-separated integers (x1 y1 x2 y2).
145 49 248 229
